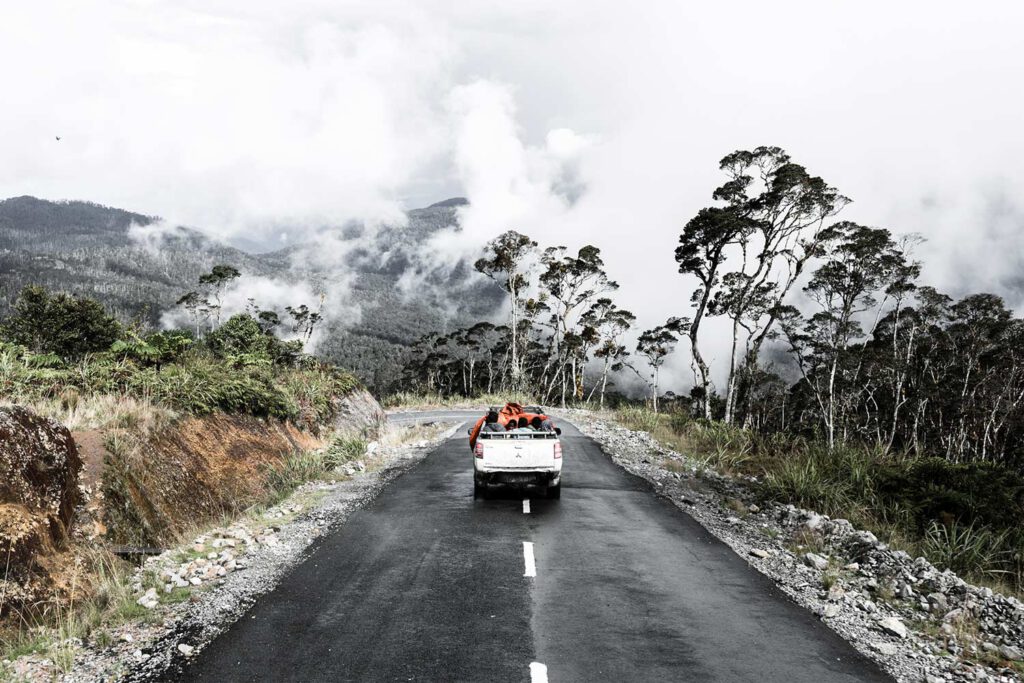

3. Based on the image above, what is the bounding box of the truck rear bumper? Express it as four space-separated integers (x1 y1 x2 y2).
475 470 560 487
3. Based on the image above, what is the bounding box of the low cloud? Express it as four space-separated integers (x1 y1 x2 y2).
6 1 1024 393
159 274 352 351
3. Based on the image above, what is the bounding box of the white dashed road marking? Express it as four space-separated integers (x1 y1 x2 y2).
523 499 531 514
523 541 537 577
530 662 549 683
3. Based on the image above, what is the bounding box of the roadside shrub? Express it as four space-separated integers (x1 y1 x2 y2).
875 458 1024 531
278 365 359 425
762 456 849 514
111 329 193 368
668 411 691 435
264 451 329 499
127 360 295 418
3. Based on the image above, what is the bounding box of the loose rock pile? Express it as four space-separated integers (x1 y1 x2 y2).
133 523 278 610
569 414 1024 683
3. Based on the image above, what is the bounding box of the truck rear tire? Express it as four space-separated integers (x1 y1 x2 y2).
473 475 484 499
547 483 561 499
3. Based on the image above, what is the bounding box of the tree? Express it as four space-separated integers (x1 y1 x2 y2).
286 303 324 344
636 317 687 412
1 285 121 359
681 146 850 425
205 313 302 366
582 298 636 409
176 291 208 336
675 206 752 418
780 223 917 449
198 264 241 327
474 231 538 389
539 244 618 404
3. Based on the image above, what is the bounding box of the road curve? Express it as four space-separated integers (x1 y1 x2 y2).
177 412 890 682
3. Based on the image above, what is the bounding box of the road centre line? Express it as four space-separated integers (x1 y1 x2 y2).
523 498 530 514
529 662 549 683
523 541 536 577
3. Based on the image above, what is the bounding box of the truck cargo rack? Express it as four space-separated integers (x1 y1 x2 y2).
480 431 558 440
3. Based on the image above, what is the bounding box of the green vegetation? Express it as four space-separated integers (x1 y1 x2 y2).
0 280 370 665
0 285 121 359
382 390 543 410
615 407 1024 593
0 284 358 425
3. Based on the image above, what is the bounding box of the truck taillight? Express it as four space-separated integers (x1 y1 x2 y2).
553 442 562 459
475 442 484 458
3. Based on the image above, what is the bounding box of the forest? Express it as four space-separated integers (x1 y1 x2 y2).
400 146 1024 472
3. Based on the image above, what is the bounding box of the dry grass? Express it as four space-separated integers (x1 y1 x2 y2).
0 392 176 433
378 420 456 448
1 548 151 670
383 391 542 411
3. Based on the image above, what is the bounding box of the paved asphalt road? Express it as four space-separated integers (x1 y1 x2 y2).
178 411 891 682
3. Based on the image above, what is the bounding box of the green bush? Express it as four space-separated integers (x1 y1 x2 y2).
126 359 295 418
0 341 360 424
205 314 302 366
875 458 1024 531
0 285 121 359
668 411 691 434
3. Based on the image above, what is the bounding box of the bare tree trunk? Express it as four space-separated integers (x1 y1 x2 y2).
600 364 610 410
827 354 839 451
723 317 742 424
652 366 660 413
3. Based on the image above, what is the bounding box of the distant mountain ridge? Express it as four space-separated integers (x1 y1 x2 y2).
0 195 500 391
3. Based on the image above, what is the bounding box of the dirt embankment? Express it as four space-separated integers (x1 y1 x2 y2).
102 388 386 547
1 389 386 617
102 415 324 547
0 406 82 613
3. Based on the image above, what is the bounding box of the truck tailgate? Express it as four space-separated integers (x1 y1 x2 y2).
479 434 558 469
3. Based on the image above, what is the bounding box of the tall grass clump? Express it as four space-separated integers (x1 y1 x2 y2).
324 437 367 469
0 549 149 667
922 521 1013 581
616 406 664 432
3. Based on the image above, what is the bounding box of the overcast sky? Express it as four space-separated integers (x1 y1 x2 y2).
3 0 1024 385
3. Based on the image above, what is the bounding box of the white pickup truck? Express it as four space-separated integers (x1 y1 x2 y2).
473 428 563 499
